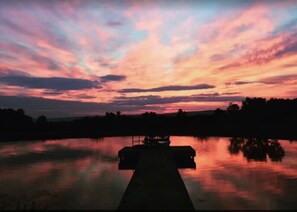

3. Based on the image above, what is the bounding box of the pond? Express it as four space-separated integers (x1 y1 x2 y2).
0 136 296 210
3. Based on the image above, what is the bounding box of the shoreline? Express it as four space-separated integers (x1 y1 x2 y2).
1 130 297 142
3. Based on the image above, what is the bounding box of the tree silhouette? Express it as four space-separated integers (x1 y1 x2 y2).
177 109 187 117
1 97 297 141
214 108 225 116
36 115 47 124
227 102 240 114
228 137 285 162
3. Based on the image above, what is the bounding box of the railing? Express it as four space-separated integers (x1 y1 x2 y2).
131 136 143 146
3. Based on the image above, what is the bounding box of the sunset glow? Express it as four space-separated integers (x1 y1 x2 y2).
0 0 296 118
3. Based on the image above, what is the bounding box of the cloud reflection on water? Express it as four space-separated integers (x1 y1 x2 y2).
175 137 297 210
0 137 296 210
0 138 133 210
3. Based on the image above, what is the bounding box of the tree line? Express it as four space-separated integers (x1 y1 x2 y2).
1 97 297 141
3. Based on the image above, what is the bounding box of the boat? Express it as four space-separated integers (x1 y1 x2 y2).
142 135 171 146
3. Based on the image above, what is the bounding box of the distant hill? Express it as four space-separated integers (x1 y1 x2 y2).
47 110 215 122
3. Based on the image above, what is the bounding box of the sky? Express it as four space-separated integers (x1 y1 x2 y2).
0 0 296 118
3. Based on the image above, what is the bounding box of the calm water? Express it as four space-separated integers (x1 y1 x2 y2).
0 136 297 210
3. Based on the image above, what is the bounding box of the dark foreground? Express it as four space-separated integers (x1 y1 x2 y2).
1 97 297 142
118 146 195 210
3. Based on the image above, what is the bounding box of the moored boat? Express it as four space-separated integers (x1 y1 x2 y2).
142 135 171 146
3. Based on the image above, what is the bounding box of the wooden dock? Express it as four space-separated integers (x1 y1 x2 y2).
117 146 195 210
118 145 196 169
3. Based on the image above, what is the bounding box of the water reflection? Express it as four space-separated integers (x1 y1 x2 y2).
0 146 94 166
228 137 285 162
194 135 210 142
0 137 296 210
0 138 133 210
176 137 297 210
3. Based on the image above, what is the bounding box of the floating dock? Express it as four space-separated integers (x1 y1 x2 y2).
118 145 196 169
117 146 196 210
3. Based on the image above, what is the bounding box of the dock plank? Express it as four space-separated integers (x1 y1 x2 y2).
117 147 195 210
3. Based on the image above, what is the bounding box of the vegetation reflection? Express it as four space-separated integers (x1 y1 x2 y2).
228 137 285 162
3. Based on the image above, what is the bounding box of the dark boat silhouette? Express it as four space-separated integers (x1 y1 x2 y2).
142 135 171 146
